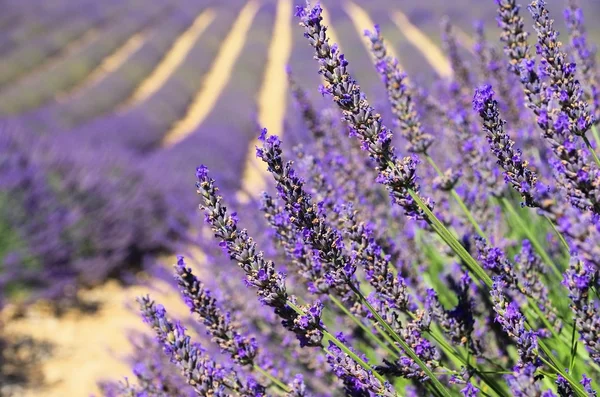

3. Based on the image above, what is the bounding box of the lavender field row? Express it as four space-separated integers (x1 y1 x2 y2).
2 0 600 395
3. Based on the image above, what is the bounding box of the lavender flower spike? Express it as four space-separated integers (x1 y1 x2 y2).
563 258 600 364
327 334 396 396
196 165 324 347
490 278 539 367
364 25 434 154
296 3 433 220
529 0 594 137
473 84 539 207
138 296 265 396
174 256 258 366
257 131 358 304
496 0 531 75
564 0 600 124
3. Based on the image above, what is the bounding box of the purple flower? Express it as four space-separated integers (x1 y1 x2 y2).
563 258 600 364
473 84 540 207
196 165 324 347
174 257 258 365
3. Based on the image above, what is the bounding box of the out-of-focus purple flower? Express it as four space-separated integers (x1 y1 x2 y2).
475 237 518 286
174 256 258 366
441 17 472 91
364 25 434 154
325 334 395 396
473 84 539 207
563 258 600 364
490 278 539 366
196 165 324 347
505 364 543 396
564 0 600 124
514 240 561 332
297 3 433 220
426 273 479 354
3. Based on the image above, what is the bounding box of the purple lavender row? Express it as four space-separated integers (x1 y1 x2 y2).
0 0 136 89
0 1 171 115
60 4 239 155
142 4 275 220
21 1 208 132
0 123 175 300
0 0 98 55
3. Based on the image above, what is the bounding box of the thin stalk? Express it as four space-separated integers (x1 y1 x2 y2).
546 216 570 252
407 189 493 287
424 154 487 238
538 351 588 397
569 321 577 373
499 198 562 278
329 294 398 357
286 300 392 391
592 125 600 150
254 366 290 393
350 285 454 397
583 134 600 167
403 188 586 394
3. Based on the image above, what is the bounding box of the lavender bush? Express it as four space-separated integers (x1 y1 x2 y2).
0 0 594 395
98 0 600 395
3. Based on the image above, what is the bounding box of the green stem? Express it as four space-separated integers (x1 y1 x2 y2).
569 320 577 374
254 366 290 393
538 350 588 397
329 295 398 357
499 198 562 278
592 125 600 151
424 322 510 397
407 189 493 287
350 285 453 397
404 189 587 395
286 300 393 393
583 134 600 167
425 155 487 238
546 215 570 252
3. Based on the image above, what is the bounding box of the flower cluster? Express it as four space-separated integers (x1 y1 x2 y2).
9 1 600 396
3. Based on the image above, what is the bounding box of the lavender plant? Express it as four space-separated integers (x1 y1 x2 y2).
69 0 600 396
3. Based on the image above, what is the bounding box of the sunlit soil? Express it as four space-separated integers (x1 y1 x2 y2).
237 0 293 203
162 0 261 147
55 32 148 102
122 9 216 108
2 255 200 397
390 9 452 78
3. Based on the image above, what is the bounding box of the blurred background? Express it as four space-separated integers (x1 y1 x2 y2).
0 0 599 395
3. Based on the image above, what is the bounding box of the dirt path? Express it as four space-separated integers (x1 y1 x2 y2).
343 1 400 63
56 32 147 102
122 9 216 108
238 0 293 203
390 9 452 78
162 0 261 147
2 261 193 396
